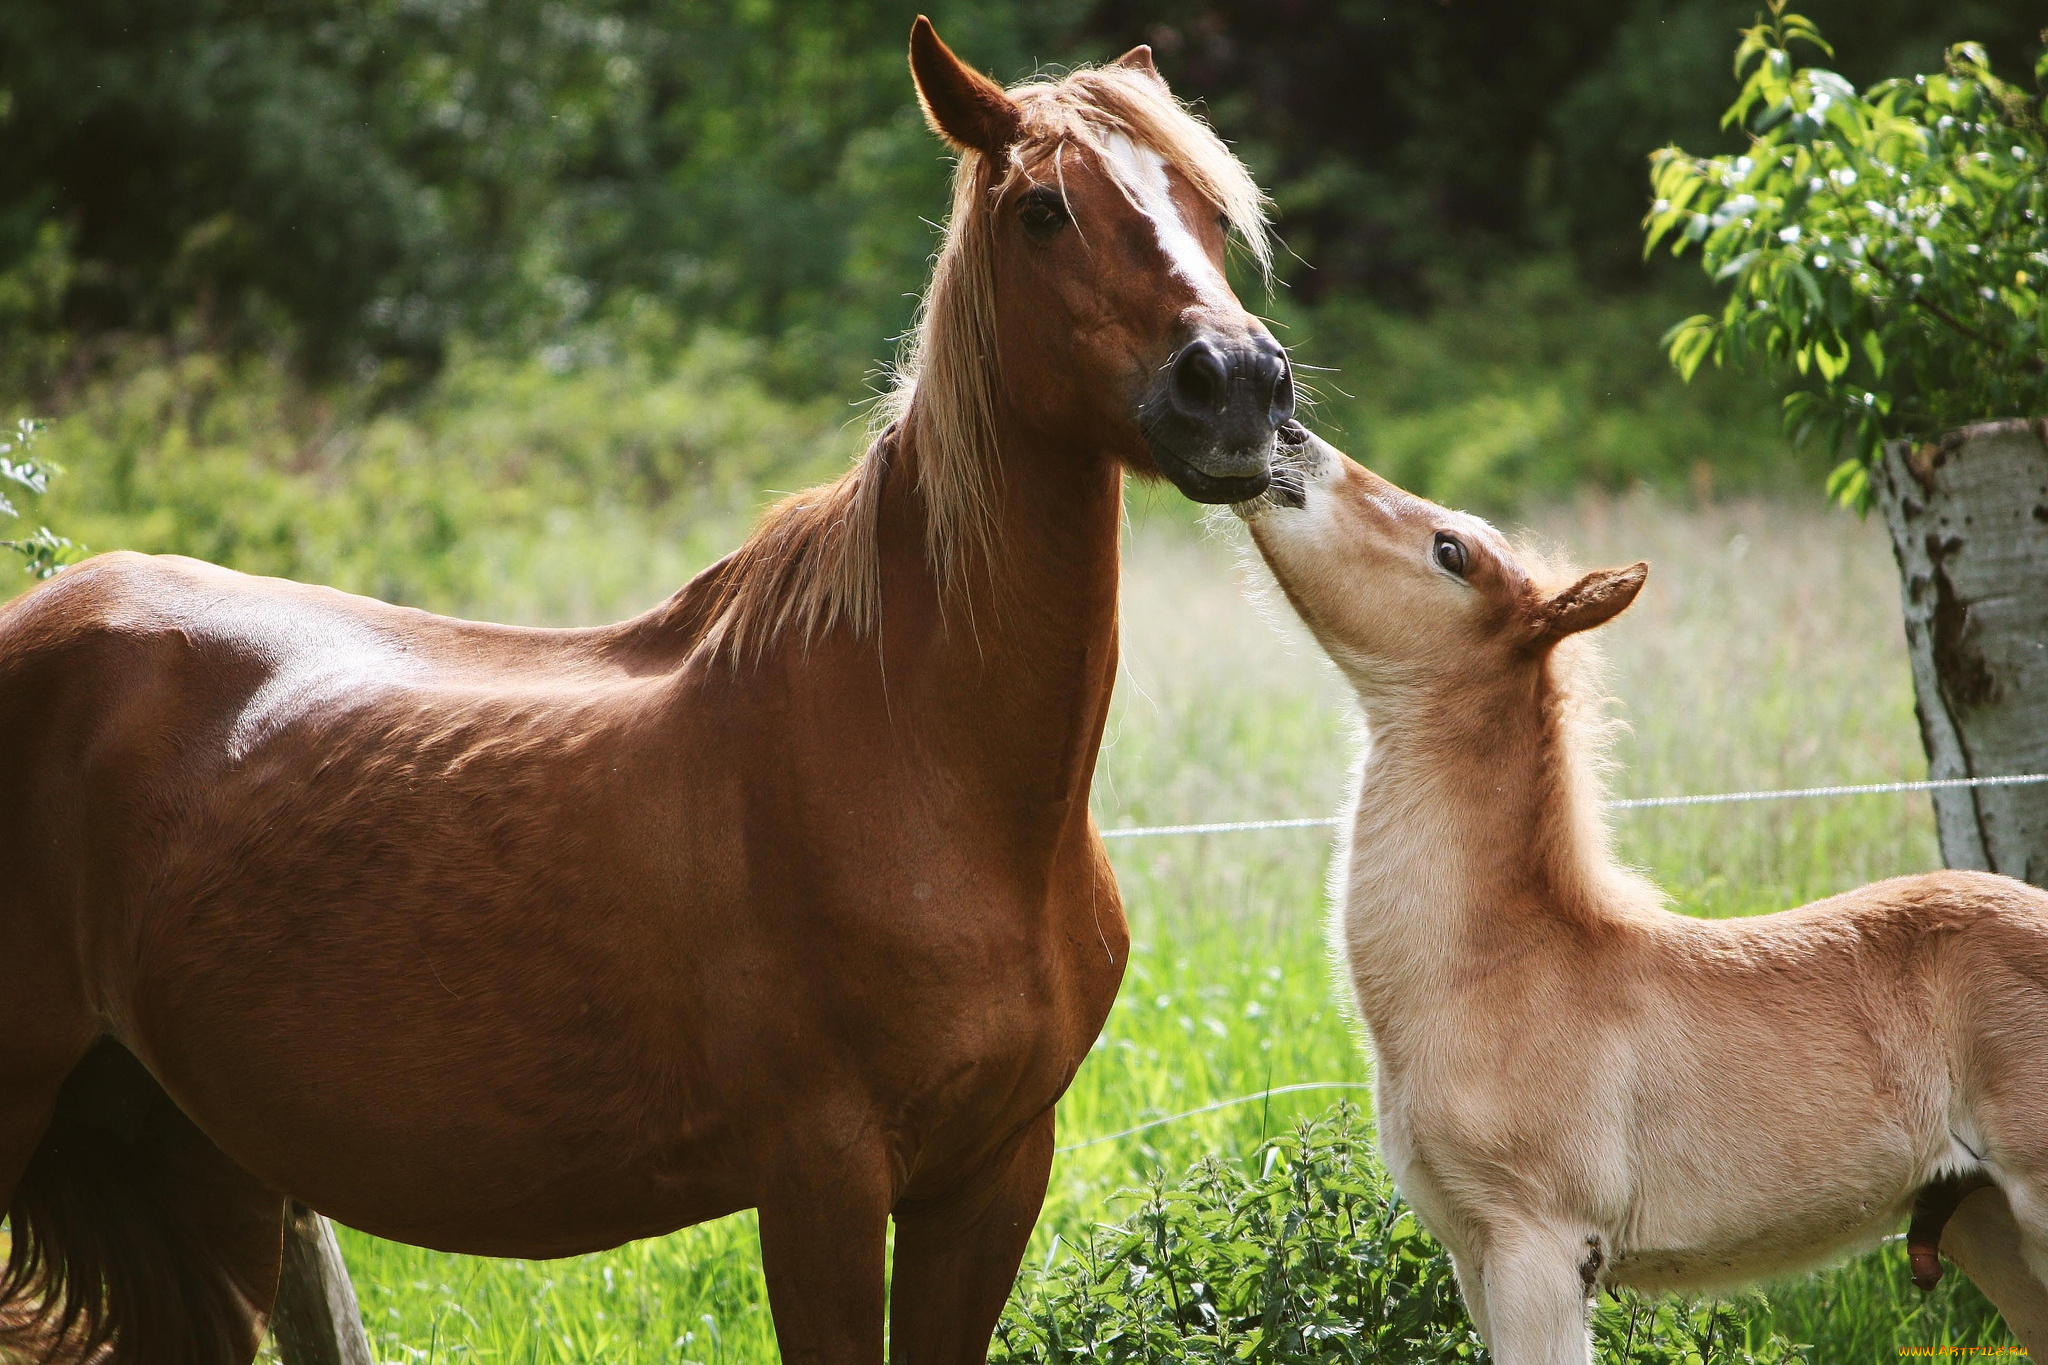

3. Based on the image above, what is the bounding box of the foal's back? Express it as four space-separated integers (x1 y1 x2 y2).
1685 869 2048 1103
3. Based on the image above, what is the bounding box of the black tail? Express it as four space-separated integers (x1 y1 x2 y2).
1 1042 262 1364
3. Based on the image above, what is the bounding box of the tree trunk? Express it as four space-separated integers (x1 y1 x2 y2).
1871 417 2048 886
270 1203 375 1365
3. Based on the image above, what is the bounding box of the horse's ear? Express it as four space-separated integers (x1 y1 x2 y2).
1530 562 1648 647
1112 45 1162 81
910 16 1021 158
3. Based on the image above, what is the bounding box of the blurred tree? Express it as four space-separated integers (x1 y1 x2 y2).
0 0 1084 387
0 418 82 578
0 0 2036 384
0 0 433 371
1079 0 2040 299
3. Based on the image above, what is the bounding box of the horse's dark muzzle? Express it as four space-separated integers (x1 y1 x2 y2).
1144 333 1295 504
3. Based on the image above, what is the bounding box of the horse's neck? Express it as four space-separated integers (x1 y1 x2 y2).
878 419 1124 811
1341 683 1611 1036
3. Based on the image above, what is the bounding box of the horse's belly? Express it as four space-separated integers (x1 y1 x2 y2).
127 903 769 1254
160 1022 751 1255
317 1154 747 1259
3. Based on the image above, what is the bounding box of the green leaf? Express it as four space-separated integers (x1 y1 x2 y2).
1824 456 1864 504
1779 12 1836 59
1662 316 1718 381
1813 332 1851 380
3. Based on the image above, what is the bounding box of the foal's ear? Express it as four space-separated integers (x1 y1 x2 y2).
910 16 1022 158
1530 562 1648 647
1112 45 1162 81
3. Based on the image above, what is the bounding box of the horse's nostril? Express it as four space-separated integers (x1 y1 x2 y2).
1170 340 1228 416
1250 339 1294 423
1270 358 1296 422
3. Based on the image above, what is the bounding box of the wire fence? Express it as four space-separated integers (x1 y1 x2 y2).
1062 770 2048 1154
1097 771 2048 840
1056 1082 1377 1153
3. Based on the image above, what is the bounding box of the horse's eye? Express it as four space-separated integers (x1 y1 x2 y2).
1216 212 1230 236
1433 532 1469 578
1018 190 1070 240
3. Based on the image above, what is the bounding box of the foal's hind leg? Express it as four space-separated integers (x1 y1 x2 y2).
888 1112 1055 1363
1949 1183 2048 1351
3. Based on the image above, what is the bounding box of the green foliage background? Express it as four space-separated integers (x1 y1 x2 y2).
3 0 2042 563
2 1 2043 1355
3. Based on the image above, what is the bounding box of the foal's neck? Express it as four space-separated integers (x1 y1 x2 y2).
1342 661 1633 1019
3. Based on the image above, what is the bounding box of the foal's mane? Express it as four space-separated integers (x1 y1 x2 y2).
1518 545 1666 920
701 61 1272 664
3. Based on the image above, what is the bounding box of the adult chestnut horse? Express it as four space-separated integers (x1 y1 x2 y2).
0 21 1292 1365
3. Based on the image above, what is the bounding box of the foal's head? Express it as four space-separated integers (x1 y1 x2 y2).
903 19 1291 504
1243 431 1648 703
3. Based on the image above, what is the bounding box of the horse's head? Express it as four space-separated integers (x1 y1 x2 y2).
907 19 1291 504
1240 429 1647 697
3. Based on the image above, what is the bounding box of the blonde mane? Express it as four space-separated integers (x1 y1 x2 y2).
1516 545 1666 918
702 61 1272 664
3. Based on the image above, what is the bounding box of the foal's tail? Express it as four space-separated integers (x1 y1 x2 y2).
1 1043 266 1365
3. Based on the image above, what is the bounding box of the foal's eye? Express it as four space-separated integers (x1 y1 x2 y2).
1433 532 1469 578
1018 190 1070 240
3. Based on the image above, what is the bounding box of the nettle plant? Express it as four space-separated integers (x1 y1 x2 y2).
1 418 83 579
1646 3 2048 508
993 1105 1801 1365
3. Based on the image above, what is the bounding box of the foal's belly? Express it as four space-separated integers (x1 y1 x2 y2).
1605 1177 1921 1294
1606 1205 1911 1294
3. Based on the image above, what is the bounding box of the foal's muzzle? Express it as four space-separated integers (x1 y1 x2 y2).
1142 332 1295 504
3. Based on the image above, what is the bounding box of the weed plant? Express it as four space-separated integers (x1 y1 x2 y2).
993 1106 1484 1365
996 1105 1819 1365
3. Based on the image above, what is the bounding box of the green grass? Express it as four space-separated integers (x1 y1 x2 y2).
314 486 2012 1362
0 299 2002 1357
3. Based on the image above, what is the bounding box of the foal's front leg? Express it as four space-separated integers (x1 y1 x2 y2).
1478 1227 1597 1365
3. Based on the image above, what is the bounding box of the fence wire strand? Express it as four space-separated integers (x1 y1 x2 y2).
1098 772 2048 839
1070 772 2048 1152
1057 1082 1377 1153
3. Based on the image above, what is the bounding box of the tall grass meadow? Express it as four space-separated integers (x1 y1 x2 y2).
0 275 2007 1360
290 486 2009 1361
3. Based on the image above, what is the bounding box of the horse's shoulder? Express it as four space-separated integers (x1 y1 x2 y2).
2 554 452 698
2 551 209 652
8 550 271 631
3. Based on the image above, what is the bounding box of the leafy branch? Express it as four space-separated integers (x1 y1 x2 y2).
1646 1 2048 508
1 419 84 579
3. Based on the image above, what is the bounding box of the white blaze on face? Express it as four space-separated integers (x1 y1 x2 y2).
1099 131 1235 309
